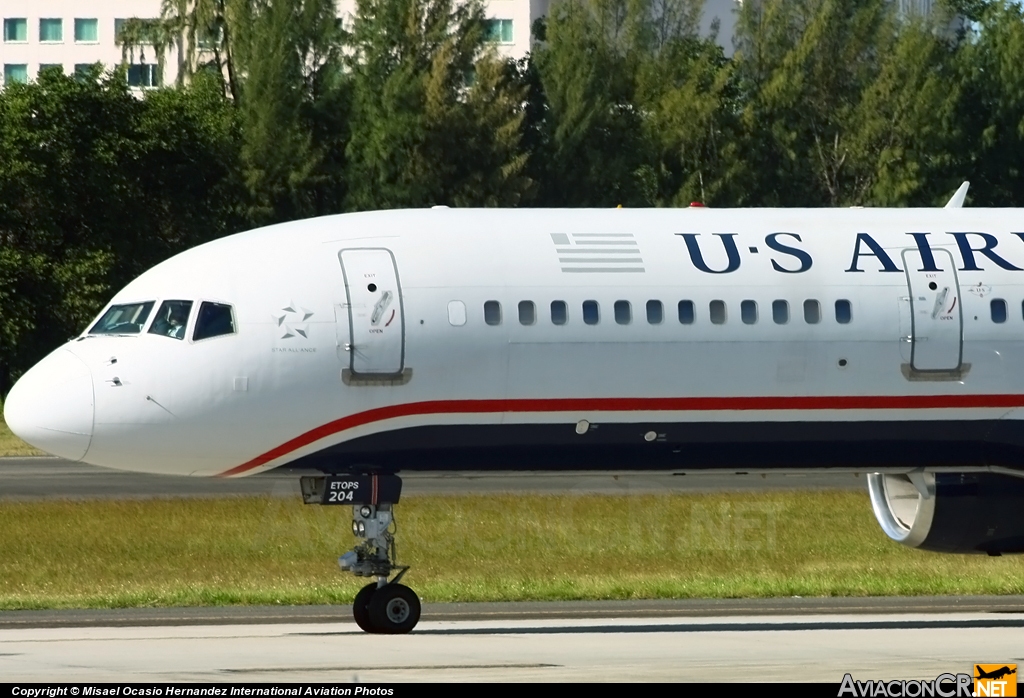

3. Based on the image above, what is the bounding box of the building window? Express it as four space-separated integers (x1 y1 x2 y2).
582 300 599 325
484 19 513 43
772 300 789 325
4 19 27 42
709 300 727 325
804 299 821 324
646 300 663 325
39 19 63 43
38 64 63 77
484 300 501 326
518 300 536 326
114 18 159 46
678 300 695 325
3 64 28 85
835 299 852 324
614 300 631 325
127 64 160 88
197 26 221 50
75 64 99 82
991 299 1007 324
551 300 567 325
741 300 757 325
75 19 98 43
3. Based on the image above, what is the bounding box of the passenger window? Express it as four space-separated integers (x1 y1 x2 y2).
193 302 235 341
518 301 536 326
709 300 727 325
484 301 501 326
803 299 821 324
614 300 631 325
89 301 155 335
447 301 467 327
646 300 663 325
772 300 789 325
835 300 852 324
741 300 757 325
551 300 568 325
583 300 599 325
148 300 193 340
678 301 695 325
991 299 1007 323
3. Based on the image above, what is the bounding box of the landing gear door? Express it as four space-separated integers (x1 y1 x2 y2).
901 248 962 372
339 249 405 375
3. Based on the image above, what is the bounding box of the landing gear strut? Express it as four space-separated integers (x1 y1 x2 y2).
301 474 421 634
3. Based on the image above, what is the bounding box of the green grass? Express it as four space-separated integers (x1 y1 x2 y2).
1 491 1024 610
0 401 43 457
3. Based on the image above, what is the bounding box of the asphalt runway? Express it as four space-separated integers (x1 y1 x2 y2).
0 457 865 499
3 609 1023 682
6 460 981 684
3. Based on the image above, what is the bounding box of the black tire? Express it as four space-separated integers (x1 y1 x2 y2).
353 583 378 633
368 583 421 634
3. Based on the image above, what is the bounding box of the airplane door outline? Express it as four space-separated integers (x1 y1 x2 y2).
339 248 406 375
901 248 963 372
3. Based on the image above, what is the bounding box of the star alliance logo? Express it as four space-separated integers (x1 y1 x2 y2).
273 303 313 339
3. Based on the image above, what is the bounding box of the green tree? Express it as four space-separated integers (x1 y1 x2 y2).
529 0 730 207
727 0 966 206
0 69 244 394
628 0 736 206
344 0 530 209
235 0 322 223
846 20 960 206
951 1 1024 206
160 0 245 99
529 0 651 207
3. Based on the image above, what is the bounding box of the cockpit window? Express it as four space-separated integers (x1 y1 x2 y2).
148 300 193 340
193 302 235 341
89 302 155 335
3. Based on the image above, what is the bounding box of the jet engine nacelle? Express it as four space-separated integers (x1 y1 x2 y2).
868 472 1024 555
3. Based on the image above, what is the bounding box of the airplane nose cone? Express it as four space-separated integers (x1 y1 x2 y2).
4 348 94 461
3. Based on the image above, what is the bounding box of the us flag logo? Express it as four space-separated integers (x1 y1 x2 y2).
550 232 645 273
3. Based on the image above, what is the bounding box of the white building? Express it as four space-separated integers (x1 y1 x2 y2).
0 1 742 88
1 1 166 87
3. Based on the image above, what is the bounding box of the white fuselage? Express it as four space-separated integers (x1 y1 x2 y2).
7 207 1024 477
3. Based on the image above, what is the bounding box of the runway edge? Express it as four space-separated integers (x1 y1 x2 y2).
3 596 1024 629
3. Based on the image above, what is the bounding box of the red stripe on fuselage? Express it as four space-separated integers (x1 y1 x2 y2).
217 394 1024 477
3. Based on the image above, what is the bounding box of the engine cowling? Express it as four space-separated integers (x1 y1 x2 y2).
868 472 1024 554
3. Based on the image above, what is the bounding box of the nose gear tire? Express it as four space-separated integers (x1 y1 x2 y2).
352 583 378 633
368 584 421 634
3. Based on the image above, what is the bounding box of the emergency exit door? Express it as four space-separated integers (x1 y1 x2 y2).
901 248 962 372
339 249 405 374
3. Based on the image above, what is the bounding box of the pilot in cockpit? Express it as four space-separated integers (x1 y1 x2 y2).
149 302 191 340
166 308 187 339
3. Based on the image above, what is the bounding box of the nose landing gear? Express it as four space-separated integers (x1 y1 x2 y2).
301 474 421 634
